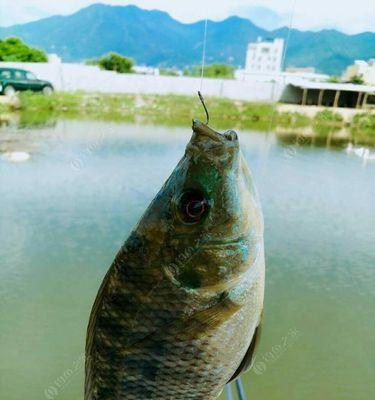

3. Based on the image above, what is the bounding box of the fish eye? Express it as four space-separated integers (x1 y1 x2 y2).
178 190 209 224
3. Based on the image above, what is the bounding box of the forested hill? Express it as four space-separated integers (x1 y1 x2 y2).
1 3 374 74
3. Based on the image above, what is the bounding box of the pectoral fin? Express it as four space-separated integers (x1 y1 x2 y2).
178 296 241 338
227 321 262 383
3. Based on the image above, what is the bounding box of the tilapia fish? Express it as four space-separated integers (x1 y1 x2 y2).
85 120 265 400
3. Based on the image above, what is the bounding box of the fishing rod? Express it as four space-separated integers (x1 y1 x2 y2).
235 379 248 400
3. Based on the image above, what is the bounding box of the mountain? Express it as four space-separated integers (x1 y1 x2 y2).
0 3 374 75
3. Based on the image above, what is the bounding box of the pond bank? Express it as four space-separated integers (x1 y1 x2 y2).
0 92 374 145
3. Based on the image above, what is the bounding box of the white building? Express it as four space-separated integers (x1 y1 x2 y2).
47 53 62 64
342 59 375 85
245 37 284 74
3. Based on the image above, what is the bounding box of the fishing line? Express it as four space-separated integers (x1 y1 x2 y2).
258 0 298 182
281 0 298 72
197 15 209 125
281 0 297 69
200 17 208 92
267 0 298 129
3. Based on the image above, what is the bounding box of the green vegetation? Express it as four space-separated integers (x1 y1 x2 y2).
184 64 235 79
87 52 134 73
350 113 375 144
352 112 375 131
327 76 340 83
159 68 180 77
277 112 311 128
315 109 343 124
0 37 47 62
0 92 374 145
348 75 365 85
0 3 374 75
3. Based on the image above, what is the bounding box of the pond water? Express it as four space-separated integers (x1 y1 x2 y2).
0 120 374 400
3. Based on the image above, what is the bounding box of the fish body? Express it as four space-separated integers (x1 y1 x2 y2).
85 120 265 400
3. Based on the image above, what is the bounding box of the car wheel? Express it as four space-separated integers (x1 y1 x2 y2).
4 85 16 97
42 86 53 95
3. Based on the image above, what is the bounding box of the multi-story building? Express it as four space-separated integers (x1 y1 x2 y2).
245 37 284 74
342 60 375 85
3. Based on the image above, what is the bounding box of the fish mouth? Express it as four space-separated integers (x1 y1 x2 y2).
192 119 238 144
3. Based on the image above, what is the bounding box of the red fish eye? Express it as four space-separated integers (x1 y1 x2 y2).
179 190 208 223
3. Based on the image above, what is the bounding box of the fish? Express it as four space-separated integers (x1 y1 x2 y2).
85 119 265 400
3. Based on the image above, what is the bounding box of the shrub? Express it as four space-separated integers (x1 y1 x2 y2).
315 109 343 124
159 68 180 76
184 64 234 79
327 76 340 83
88 52 134 73
349 75 365 85
352 113 375 131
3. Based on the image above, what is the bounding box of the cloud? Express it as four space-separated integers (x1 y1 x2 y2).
231 5 287 30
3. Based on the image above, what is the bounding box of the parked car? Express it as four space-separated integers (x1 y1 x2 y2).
0 67 54 96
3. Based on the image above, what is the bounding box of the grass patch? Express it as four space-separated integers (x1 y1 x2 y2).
13 92 280 131
350 113 375 145
314 109 343 124
0 91 374 145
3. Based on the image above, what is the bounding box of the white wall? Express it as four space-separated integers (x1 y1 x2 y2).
0 61 283 102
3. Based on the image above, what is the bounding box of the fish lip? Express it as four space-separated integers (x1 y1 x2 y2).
192 119 238 145
192 119 225 143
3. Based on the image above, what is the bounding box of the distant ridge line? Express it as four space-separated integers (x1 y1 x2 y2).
0 3 374 75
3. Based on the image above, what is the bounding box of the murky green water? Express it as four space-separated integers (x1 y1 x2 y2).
0 120 374 400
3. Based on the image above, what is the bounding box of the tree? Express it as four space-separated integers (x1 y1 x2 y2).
0 37 47 62
184 64 234 79
88 52 134 73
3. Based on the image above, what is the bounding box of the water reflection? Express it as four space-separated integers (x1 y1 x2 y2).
1 108 374 148
0 120 374 400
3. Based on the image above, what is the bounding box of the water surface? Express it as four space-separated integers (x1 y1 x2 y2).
0 120 374 400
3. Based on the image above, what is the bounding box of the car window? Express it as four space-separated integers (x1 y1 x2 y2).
0 70 11 79
26 72 37 80
14 71 26 80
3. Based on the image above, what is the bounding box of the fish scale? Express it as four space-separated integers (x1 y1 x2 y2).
85 120 265 399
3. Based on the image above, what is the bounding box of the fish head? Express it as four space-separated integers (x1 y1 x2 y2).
133 120 263 293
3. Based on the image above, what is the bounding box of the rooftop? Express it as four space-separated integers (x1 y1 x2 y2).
288 81 375 93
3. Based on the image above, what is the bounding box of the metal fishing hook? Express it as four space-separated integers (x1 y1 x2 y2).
198 91 210 125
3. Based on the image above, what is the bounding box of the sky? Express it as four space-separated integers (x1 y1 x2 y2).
1 0 374 34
